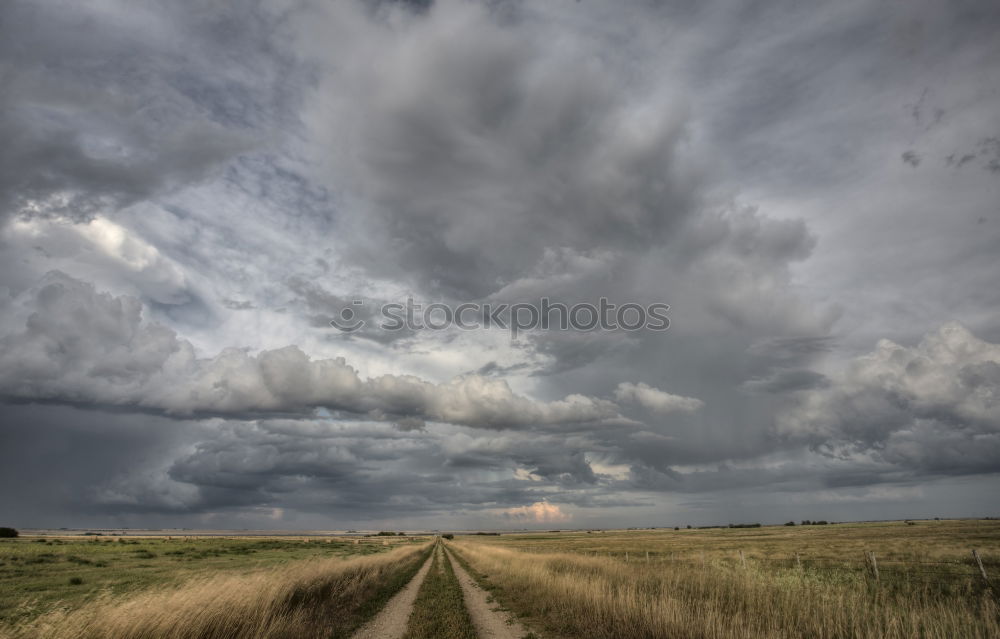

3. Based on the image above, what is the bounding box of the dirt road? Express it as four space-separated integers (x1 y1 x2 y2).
350 551 434 639
444 547 531 639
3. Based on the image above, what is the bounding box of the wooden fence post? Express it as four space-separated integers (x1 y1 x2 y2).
646 551 649 563
972 549 990 586
865 551 879 584
739 550 747 569
795 552 802 570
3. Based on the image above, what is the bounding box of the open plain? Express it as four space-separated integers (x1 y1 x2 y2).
1 520 997 638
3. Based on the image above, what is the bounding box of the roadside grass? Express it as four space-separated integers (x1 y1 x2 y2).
0 535 425 627
0 541 432 639
402 543 476 639
343 544 434 638
449 520 1000 639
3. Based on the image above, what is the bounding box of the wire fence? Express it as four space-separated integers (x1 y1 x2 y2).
498 545 995 588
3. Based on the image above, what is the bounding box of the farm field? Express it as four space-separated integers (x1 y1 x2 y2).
1 521 997 638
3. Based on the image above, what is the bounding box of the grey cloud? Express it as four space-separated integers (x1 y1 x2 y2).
306 0 700 299
0 272 619 429
747 336 835 365
901 150 921 167
945 137 1000 172
222 299 256 310
777 322 1000 475
742 369 830 394
0 404 200 524
3 0 999 529
614 382 704 414
286 276 417 344
0 2 256 223
150 420 620 520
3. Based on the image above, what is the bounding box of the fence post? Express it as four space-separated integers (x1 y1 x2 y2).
795 552 801 570
739 549 747 569
646 551 649 563
865 551 879 584
972 549 990 586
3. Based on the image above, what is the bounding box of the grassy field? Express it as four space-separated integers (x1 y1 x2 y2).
402 543 476 639
3 521 998 638
0 534 425 629
478 518 1000 562
448 519 1000 639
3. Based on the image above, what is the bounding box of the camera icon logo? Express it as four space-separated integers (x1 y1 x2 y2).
329 300 366 332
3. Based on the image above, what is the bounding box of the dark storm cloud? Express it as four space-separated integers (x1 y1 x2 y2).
0 1 274 223
119 419 636 520
306 0 701 299
2 0 1000 528
0 404 200 525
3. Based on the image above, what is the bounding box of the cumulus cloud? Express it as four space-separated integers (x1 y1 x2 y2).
2 216 191 305
0 272 618 428
614 382 704 414
501 501 571 524
777 322 1000 475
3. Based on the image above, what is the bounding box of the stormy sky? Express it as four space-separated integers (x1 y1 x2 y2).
1 0 999 531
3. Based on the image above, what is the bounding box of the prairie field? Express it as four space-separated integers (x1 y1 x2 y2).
447 519 1000 639
1 521 998 639
0 534 429 638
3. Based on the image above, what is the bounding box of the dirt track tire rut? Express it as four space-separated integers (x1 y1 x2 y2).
350 551 435 639
444 547 531 639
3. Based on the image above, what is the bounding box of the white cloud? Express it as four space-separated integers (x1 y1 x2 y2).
4 215 190 304
502 500 571 524
0 272 620 429
777 322 1000 474
614 382 704 414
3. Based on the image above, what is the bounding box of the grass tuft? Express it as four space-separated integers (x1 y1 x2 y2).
402 543 476 639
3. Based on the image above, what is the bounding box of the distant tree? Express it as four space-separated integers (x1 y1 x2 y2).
784 521 796 526
674 527 680 531
686 525 691 529
0 527 17 538
442 533 454 540
375 531 397 536
801 520 811 525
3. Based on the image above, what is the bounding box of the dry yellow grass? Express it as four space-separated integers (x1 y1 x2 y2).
0 541 432 639
449 522 1000 639
482 519 1000 565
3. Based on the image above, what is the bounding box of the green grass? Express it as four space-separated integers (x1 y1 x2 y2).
402 543 476 639
0 535 422 626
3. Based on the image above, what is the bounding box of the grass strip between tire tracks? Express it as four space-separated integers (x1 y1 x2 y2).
402 544 476 639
